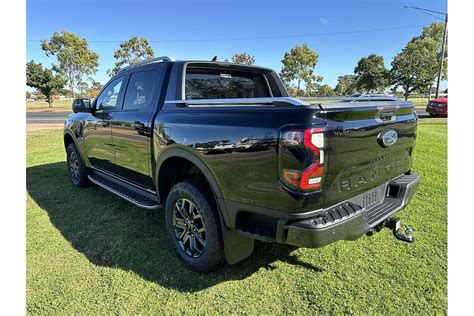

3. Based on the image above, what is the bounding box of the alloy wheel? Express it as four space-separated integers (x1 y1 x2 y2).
172 198 206 258
69 151 80 184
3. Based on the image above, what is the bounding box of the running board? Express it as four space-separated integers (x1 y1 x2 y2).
88 171 161 209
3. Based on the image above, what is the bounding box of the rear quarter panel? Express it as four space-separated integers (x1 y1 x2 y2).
154 106 326 212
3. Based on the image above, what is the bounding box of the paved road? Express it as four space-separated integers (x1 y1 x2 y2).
26 111 71 124
415 108 430 118
27 109 430 124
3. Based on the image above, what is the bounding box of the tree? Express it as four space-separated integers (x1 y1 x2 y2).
108 36 155 76
354 54 389 93
26 60 65 108
87 78 103 98
335 75 357 96
77 81 89 97
419 22 448 77
26 91 31 100
286 85 306 98
280 44 322 97
415 22 448 97
390 37 439 100
315 84 336 97
231 53 255 65
389 22 448 100
41 31 99 99
303 81 320 97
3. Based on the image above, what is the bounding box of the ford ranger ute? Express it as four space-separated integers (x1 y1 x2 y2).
64 56 420 272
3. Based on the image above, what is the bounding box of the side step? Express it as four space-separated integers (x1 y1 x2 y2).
88 171 161 209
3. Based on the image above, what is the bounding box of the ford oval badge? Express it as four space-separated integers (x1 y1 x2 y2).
378 129 398 147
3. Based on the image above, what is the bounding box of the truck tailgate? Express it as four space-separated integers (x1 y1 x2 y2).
316 101 417 208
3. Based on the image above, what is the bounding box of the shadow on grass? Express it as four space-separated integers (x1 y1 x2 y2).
27 162 323 292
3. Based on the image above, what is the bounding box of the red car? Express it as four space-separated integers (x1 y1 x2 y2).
426 97 448 117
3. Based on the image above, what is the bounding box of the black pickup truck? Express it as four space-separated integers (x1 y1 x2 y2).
64 57 420 272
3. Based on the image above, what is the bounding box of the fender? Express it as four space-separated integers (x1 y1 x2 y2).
64 127 90 167
155 146 255 264
155 147 223 200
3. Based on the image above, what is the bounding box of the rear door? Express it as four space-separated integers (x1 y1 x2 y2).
111 65 165 188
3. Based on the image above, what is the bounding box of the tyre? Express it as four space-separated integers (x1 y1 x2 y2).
66 143 89 187
165 181 224 272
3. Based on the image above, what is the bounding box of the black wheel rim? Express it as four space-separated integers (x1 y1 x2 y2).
172 198 206 258
69 151 80 184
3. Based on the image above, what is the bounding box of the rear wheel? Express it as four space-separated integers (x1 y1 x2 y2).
66 143 89 187
165 181 223 272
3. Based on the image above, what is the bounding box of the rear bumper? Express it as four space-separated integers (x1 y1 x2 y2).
283 173 420 248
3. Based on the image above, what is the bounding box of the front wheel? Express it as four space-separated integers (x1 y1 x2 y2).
66 143 89 187
165 181 224 272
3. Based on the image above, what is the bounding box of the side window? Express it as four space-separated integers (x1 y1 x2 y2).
95 77 124 111
123 70 159 110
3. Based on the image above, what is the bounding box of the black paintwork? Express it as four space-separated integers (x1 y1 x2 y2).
64 59 418 264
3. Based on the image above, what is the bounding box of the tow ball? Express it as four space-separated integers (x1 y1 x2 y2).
386 218 415 243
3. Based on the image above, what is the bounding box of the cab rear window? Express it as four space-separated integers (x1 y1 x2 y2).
185 69 270 100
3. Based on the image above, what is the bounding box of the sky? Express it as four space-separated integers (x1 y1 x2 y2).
26 0 448 90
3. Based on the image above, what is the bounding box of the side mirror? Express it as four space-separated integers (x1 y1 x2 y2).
72 98 92 113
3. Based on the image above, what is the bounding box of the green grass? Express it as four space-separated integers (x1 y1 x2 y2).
26 100 72 111
418 117 448 125
26 120 447 314
408 97 429 107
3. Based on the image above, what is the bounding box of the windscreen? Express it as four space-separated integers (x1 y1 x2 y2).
185 69 270 100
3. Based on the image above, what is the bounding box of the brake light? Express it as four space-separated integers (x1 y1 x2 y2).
280 127 325 191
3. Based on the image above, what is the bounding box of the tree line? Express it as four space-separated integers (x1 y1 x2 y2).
279 22 447 99
26 23 447 107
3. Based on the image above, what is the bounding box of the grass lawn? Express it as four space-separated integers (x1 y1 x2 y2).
26 100 72 112
408 97 429 108
26 119 447 314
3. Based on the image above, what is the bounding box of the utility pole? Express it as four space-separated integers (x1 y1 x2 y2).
404 5 447 99
435 13 447 99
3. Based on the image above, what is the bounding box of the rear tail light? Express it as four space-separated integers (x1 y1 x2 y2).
280 127 325 191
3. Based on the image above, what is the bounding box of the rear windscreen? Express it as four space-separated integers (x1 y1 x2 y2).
185 69 270 100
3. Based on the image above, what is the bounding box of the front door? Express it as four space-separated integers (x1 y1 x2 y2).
84 76 125 171
111 67 164 188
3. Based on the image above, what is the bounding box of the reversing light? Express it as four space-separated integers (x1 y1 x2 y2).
281 127 325 191
301 128 325 189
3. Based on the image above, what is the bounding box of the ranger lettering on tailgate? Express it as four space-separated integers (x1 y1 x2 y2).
340 156 410 192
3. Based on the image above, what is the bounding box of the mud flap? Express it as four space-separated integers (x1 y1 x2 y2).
216 198 254 264
221 226 255 264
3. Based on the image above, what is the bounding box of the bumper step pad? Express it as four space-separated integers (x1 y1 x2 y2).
312 202 363 228
367 173 420 226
